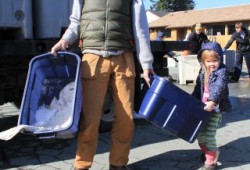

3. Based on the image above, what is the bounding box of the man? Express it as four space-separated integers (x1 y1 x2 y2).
223 22 250 82
155 31 164 41
188 23 208 54
51 0 154 170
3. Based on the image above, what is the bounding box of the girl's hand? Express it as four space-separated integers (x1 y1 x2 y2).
204 101 216 112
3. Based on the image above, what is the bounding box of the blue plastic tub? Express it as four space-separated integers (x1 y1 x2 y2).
18 51 82 139
138 75 210 143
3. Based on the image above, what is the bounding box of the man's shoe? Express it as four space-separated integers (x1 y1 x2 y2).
110 165 131 170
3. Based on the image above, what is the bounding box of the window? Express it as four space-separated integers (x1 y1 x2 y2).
163 29 171 38
206 25 225 36
228 24 235 35
158 28 171 38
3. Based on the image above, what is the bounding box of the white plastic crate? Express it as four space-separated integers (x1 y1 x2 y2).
0 0 33 39
178 55 200 85
33 0 73 39
223 50 235 73
167 57 179 81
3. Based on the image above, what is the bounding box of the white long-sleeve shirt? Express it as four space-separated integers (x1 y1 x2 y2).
62 0 153 70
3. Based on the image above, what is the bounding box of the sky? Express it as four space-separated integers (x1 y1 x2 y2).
144 0 250 10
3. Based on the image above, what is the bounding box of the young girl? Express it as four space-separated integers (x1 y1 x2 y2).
192 42 232 170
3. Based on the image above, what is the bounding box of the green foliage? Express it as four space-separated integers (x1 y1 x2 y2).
149 0 195 11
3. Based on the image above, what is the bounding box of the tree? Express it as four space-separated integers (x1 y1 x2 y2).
149 0 195 12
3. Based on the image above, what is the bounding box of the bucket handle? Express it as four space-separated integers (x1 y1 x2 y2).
36 132 56 139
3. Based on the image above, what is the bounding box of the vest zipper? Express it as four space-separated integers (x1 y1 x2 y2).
104 0 109 51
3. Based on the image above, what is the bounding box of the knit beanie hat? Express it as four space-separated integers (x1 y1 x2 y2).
197 40 223 63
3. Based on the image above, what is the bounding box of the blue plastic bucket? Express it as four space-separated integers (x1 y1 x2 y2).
139 75 210 143
18 51 82 139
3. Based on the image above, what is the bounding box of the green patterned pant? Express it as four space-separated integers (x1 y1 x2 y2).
197 112 222 151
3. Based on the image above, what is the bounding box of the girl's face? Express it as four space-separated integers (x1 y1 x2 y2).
201 50 220 73
204 58 220 72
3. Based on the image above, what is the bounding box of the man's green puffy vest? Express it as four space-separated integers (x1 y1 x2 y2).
80 0 133 51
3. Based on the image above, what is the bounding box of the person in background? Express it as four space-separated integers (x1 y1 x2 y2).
183 29 192 41
223 22 250 82
155 31 164 41
154 31 178 81
188 23 208 54
192 42 232 170
51 0 155 170
155 31 177 62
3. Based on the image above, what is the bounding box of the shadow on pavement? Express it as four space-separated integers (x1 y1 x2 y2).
0 133 77 169
220 96 250 128
129 149 202 170
0 118 177 169
218 136 250 169
129 135 250 170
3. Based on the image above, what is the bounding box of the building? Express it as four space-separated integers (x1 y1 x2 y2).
149 4 250 50
146 10 167 23
146 10 168 40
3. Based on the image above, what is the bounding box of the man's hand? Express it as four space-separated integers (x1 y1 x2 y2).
51 39 69 56
143 69 155 87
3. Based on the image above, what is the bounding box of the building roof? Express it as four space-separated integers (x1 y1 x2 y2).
146 10 168 17
149 4 250 28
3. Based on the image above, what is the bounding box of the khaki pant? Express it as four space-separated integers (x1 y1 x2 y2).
75 51 136 169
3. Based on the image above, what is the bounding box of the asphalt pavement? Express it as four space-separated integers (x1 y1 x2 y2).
0 72 249 170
